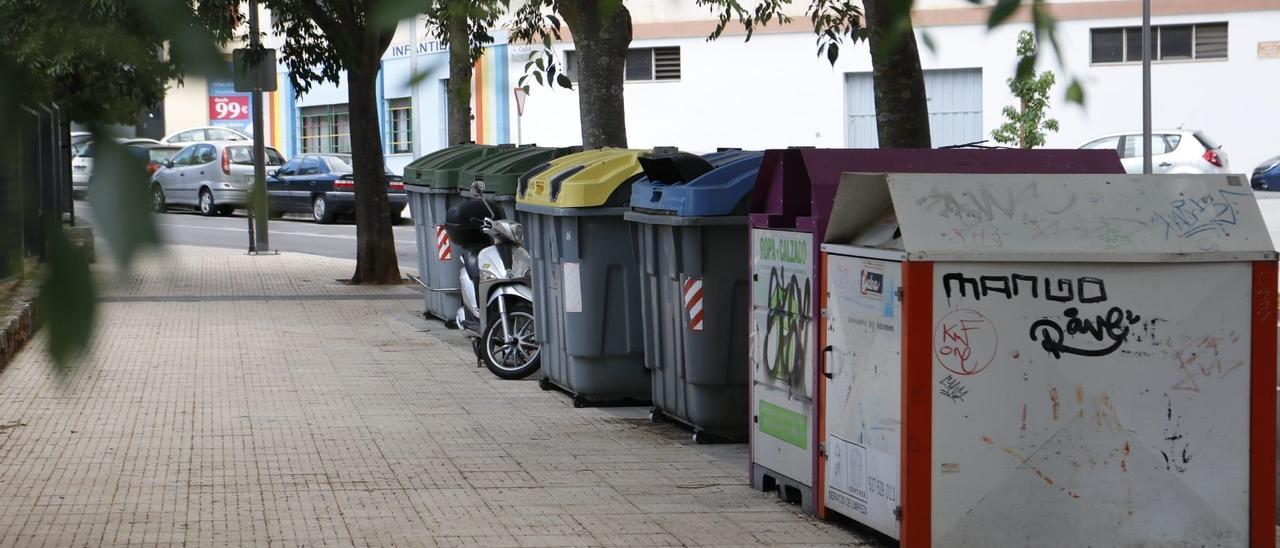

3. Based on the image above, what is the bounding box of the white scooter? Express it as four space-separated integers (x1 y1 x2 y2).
445 181 540 379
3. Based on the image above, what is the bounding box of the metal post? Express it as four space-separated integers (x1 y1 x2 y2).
410 15 421 157
249 0 270 252
1142 0 1152 175
516 114 522 147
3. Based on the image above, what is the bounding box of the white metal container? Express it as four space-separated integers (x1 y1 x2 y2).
818 172 1277 547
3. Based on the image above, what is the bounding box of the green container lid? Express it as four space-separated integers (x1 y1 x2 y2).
456 145 581 196
401 143 495 189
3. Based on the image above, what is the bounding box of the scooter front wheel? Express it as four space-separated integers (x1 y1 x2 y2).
482 302 541 380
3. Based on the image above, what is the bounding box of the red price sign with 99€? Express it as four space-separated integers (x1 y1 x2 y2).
209 96 250 121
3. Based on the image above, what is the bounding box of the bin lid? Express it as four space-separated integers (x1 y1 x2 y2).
748 148 1125 232
401 143 496 189
457 145 580 196
630 150 763 216
823 172 1276 262
516 148 645 208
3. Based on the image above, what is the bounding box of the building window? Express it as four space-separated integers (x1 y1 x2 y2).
387 98 412 154
299 104 351 154
564 46 681 82
1090 22 1227 64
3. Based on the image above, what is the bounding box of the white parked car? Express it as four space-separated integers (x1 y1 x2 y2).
1079 129 1229 175
71 138 163 199
150 141 286 216
160 126 251 145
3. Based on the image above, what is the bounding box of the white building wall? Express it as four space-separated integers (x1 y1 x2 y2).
507 6 1280 172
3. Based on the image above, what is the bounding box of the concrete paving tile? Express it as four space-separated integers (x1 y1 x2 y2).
0 246 874 546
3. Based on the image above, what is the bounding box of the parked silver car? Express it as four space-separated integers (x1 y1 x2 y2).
1079 129 1229 174
160 126 250 145
71 138 162 199
150 141 285 216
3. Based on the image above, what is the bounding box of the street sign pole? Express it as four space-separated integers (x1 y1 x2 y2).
249 0 270 252
1142 0 1152 175
513 87 527 146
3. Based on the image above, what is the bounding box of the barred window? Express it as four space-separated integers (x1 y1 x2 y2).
565 46 681 82
387 98 412 155
298 104 351 154
1091 22 1228 64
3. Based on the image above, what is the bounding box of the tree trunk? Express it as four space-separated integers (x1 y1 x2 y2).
347 60 401 284
560 1 631 149
863 0 931 148
446 9 473 145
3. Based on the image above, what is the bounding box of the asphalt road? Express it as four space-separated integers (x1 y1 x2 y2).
73 200 421 268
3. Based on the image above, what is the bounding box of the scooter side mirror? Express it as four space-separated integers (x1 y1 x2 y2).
470 179 486 198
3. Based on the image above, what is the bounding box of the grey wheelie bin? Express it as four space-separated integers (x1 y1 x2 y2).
457 145 580 221
403 143 495 320
516 148 650 406
625 149 763 442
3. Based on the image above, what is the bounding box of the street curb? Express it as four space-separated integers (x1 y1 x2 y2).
0 281 38 374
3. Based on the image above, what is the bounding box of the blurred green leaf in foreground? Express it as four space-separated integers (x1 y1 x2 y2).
0 0 237 372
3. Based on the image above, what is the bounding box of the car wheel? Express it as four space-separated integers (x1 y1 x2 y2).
313 195 334 224
151 185 167 213
199 189 217 216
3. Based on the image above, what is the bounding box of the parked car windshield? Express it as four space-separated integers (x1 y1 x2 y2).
227 146 285 166
1194 131 1221 150
324 154 393 175
149 147 181 164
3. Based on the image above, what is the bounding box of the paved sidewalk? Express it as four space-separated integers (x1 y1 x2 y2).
0 246 871 547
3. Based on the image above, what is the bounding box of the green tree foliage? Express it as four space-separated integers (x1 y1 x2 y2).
425 0 505 145
249 0 403 284
0 0 234 125
0 0 233 370
991 31 1059 148
510 0 633 148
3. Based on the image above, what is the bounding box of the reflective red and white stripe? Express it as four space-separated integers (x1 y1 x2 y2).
683 275 704 332
435 225 452 261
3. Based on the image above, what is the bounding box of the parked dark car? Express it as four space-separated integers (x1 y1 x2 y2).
1252 155 1280 191
125 143 183 176
267 153 406 224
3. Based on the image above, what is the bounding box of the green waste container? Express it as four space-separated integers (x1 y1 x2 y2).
517 148 650 406
457 145 580 221
404 143 496 320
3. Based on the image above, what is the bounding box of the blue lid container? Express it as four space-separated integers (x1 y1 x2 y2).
630 150 763 217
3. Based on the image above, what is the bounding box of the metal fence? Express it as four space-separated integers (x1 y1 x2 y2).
0 104 74 280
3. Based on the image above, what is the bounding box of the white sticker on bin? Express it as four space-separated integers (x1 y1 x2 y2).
563 262 582 313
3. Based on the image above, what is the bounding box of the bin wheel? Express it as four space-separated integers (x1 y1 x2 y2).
693 431 718 445
648 409 665 424
572 395 587 408
538 377 554 391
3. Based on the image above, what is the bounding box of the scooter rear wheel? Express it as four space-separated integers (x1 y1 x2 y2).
481 301 541 380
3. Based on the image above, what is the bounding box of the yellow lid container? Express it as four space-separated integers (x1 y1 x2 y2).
517 148 645 208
